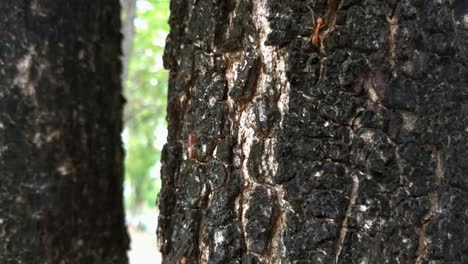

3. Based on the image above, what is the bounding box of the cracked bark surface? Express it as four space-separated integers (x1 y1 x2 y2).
158 0 468 263
0 1 129 263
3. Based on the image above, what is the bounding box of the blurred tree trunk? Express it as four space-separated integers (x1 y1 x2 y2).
158 0 468 263
0 1 129 263
120 0 138 83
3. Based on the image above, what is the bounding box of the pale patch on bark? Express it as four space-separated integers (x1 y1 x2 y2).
46 131 61 143
0 145 8 159
402 112 417 131
211 0 291 260
237 108 258 254
33 133 43 147
260 138 278 184
14 48 36 97
276 53 290 128
363 74 380 103
56 159 74 176
220 0 294 261
213 229 225 247
387 16 399 78
14 46 53 105
30 0 48 17
224 50 243 133
31 127 62 147
359 130 375 142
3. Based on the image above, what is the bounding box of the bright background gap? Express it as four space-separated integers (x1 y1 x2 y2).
121 0 170 263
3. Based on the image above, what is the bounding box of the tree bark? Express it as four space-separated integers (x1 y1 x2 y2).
0 1 128 263
158 0 468 263
120 0 137 83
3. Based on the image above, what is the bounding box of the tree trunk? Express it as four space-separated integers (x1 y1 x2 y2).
120 0 137 83
158 0 468 263
0 1 128 263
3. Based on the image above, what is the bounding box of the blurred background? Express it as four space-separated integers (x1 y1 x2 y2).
120 0 170 262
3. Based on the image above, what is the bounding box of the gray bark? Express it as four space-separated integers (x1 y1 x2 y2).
0 1 129 263
158 0 468 263
121 0 138 83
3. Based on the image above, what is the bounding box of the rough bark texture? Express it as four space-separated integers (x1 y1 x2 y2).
0 1 128 263
158 0 468 263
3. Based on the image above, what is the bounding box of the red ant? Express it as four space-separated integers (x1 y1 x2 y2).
311 17 323 47
307 0 338 47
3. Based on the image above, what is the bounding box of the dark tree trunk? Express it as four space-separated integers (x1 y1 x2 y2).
158 0 468 263
0 1 128 263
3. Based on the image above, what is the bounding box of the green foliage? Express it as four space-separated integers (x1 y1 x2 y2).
123 0 169 212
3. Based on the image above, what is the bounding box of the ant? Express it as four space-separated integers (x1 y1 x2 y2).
306 0 338 47
305 4 323 47
311 17 323 47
